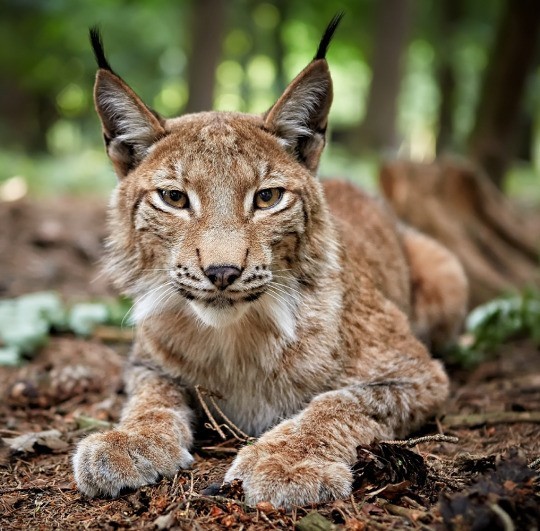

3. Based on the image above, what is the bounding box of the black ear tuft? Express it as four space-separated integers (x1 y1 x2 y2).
314 13 344 60
89 26 114 72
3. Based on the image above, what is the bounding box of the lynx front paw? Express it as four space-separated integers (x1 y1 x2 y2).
224 443 352 509
73 429 193 497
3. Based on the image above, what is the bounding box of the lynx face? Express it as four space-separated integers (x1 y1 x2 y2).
89 27 335 332
111 113 326 329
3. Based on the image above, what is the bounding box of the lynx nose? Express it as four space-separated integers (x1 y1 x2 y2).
204 265 241 290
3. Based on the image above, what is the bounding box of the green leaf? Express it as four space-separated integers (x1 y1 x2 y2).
68 303 110 336
0 292 60 356
0 346 23 366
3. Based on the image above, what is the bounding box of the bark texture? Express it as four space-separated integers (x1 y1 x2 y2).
380 159 540 307
358 0 412 152
185 0 227 113
468 0 540 187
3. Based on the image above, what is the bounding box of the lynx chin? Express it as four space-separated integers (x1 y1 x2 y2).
73 15 468 509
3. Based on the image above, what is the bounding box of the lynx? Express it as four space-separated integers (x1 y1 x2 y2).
73 16 468 508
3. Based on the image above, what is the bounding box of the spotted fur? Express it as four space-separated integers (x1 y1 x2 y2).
73 19 467 508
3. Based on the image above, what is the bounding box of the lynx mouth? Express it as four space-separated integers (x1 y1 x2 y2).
173 281 267 306
188 298 251 328
174 282 268 327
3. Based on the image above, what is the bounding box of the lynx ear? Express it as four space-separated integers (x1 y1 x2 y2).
89 28 165 178
265 14 342 173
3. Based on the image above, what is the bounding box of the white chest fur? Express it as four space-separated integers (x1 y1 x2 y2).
134 274 343 436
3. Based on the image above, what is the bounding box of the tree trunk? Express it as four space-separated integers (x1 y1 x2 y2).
358 0 413 153
272 0 288 95
468 0 540 188
380 159 540 307
0 80 57 153
435 0 462 155
185 0 228 113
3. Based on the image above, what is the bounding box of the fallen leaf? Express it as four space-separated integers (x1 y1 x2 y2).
74 414 113 432
4 429 68 454
344 517 366 530
150 495 169 513
256 501 276 513
209 505 225 517
503 479 517 491
296 511 337 531
220 514 236 527
439 452 539 531
153 512 176 530
369 480 412 501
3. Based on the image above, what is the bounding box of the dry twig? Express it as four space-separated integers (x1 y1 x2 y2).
194 386 227 440
441 411 540 427
382 434 459 447
92 325 134 343
201 446 239 454
204 392 253 442
190 492 251 512
195 385 255 442
378 498 428 521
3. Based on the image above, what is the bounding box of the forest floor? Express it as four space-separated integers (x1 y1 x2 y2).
0 198 539 530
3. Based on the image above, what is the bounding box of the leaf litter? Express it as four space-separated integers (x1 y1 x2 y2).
0 198 539 530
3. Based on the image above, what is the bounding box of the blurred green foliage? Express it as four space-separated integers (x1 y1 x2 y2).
0 291 133 365
0 0 538 198
446 290 540 367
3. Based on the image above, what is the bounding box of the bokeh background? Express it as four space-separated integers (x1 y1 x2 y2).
0 7 540 528
0 0 539 201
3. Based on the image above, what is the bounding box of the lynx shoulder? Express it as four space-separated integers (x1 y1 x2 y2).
74 17 468 508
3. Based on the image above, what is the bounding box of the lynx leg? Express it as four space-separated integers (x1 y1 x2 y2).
403 228 468 351
225 336 449 509
73 360 194 497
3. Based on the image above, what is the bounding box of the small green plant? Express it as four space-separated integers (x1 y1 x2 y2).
0 292 132 366
446 290 540 367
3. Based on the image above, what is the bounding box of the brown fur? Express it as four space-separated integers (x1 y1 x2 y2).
74 23 467 508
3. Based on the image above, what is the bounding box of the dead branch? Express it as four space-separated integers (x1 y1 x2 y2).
92 325 134 343
441 411 540 427
192 492 251 512
378 498 428 521
0 484 73 495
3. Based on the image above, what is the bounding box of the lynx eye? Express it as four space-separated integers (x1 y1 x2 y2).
254 188 283 210
159 189 189 209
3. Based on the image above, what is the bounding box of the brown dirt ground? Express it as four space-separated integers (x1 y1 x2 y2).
0 198 539 530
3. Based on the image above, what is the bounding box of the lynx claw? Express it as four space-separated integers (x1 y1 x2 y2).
224 443 352 509
73 430 193 498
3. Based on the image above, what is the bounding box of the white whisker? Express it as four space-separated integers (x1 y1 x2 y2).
271 279 303 298
266 287 297 312
269 282 302 304
121 282 169 328
139 285 177 328
132 281 178 327
90 269 108 285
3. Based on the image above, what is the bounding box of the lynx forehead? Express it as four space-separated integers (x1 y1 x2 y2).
74 16 467 508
